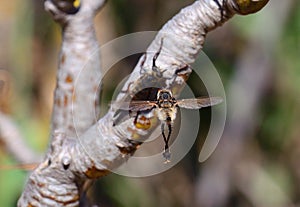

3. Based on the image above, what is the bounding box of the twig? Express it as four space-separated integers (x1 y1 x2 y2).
0 112 40 164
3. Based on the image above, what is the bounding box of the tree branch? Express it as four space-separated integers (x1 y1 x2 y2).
0 112 40 164
195 1 292 206
46 0 105 137
18 0 269 206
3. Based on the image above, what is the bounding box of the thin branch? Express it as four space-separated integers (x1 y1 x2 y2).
18 0 269 206
234 160 293 207
195 1 293 206
47 0 105 138
0 112 40 164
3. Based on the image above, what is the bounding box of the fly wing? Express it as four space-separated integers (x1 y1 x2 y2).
176 97 223 109
112 100 157 112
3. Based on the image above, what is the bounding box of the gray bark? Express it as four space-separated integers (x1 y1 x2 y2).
17 0 269 206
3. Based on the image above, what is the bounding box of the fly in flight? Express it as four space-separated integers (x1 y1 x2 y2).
114 89 223 163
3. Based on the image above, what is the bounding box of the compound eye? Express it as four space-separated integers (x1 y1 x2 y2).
162 93 169 99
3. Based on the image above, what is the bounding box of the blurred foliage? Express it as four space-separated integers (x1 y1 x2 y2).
0 0 299 206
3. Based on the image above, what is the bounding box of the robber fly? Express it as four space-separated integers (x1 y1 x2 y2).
113 89 223 163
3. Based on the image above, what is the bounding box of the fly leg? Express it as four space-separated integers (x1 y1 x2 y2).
161 119 172 163
166 121 172 146
161 122 167 147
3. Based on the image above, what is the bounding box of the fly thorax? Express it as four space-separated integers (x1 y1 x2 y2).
158 100 173 108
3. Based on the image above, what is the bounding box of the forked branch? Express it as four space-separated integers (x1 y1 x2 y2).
18 0 269 206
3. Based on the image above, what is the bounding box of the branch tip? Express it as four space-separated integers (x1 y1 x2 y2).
232 0 269 15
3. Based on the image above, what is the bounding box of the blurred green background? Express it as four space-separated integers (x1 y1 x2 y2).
0 0 299 206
